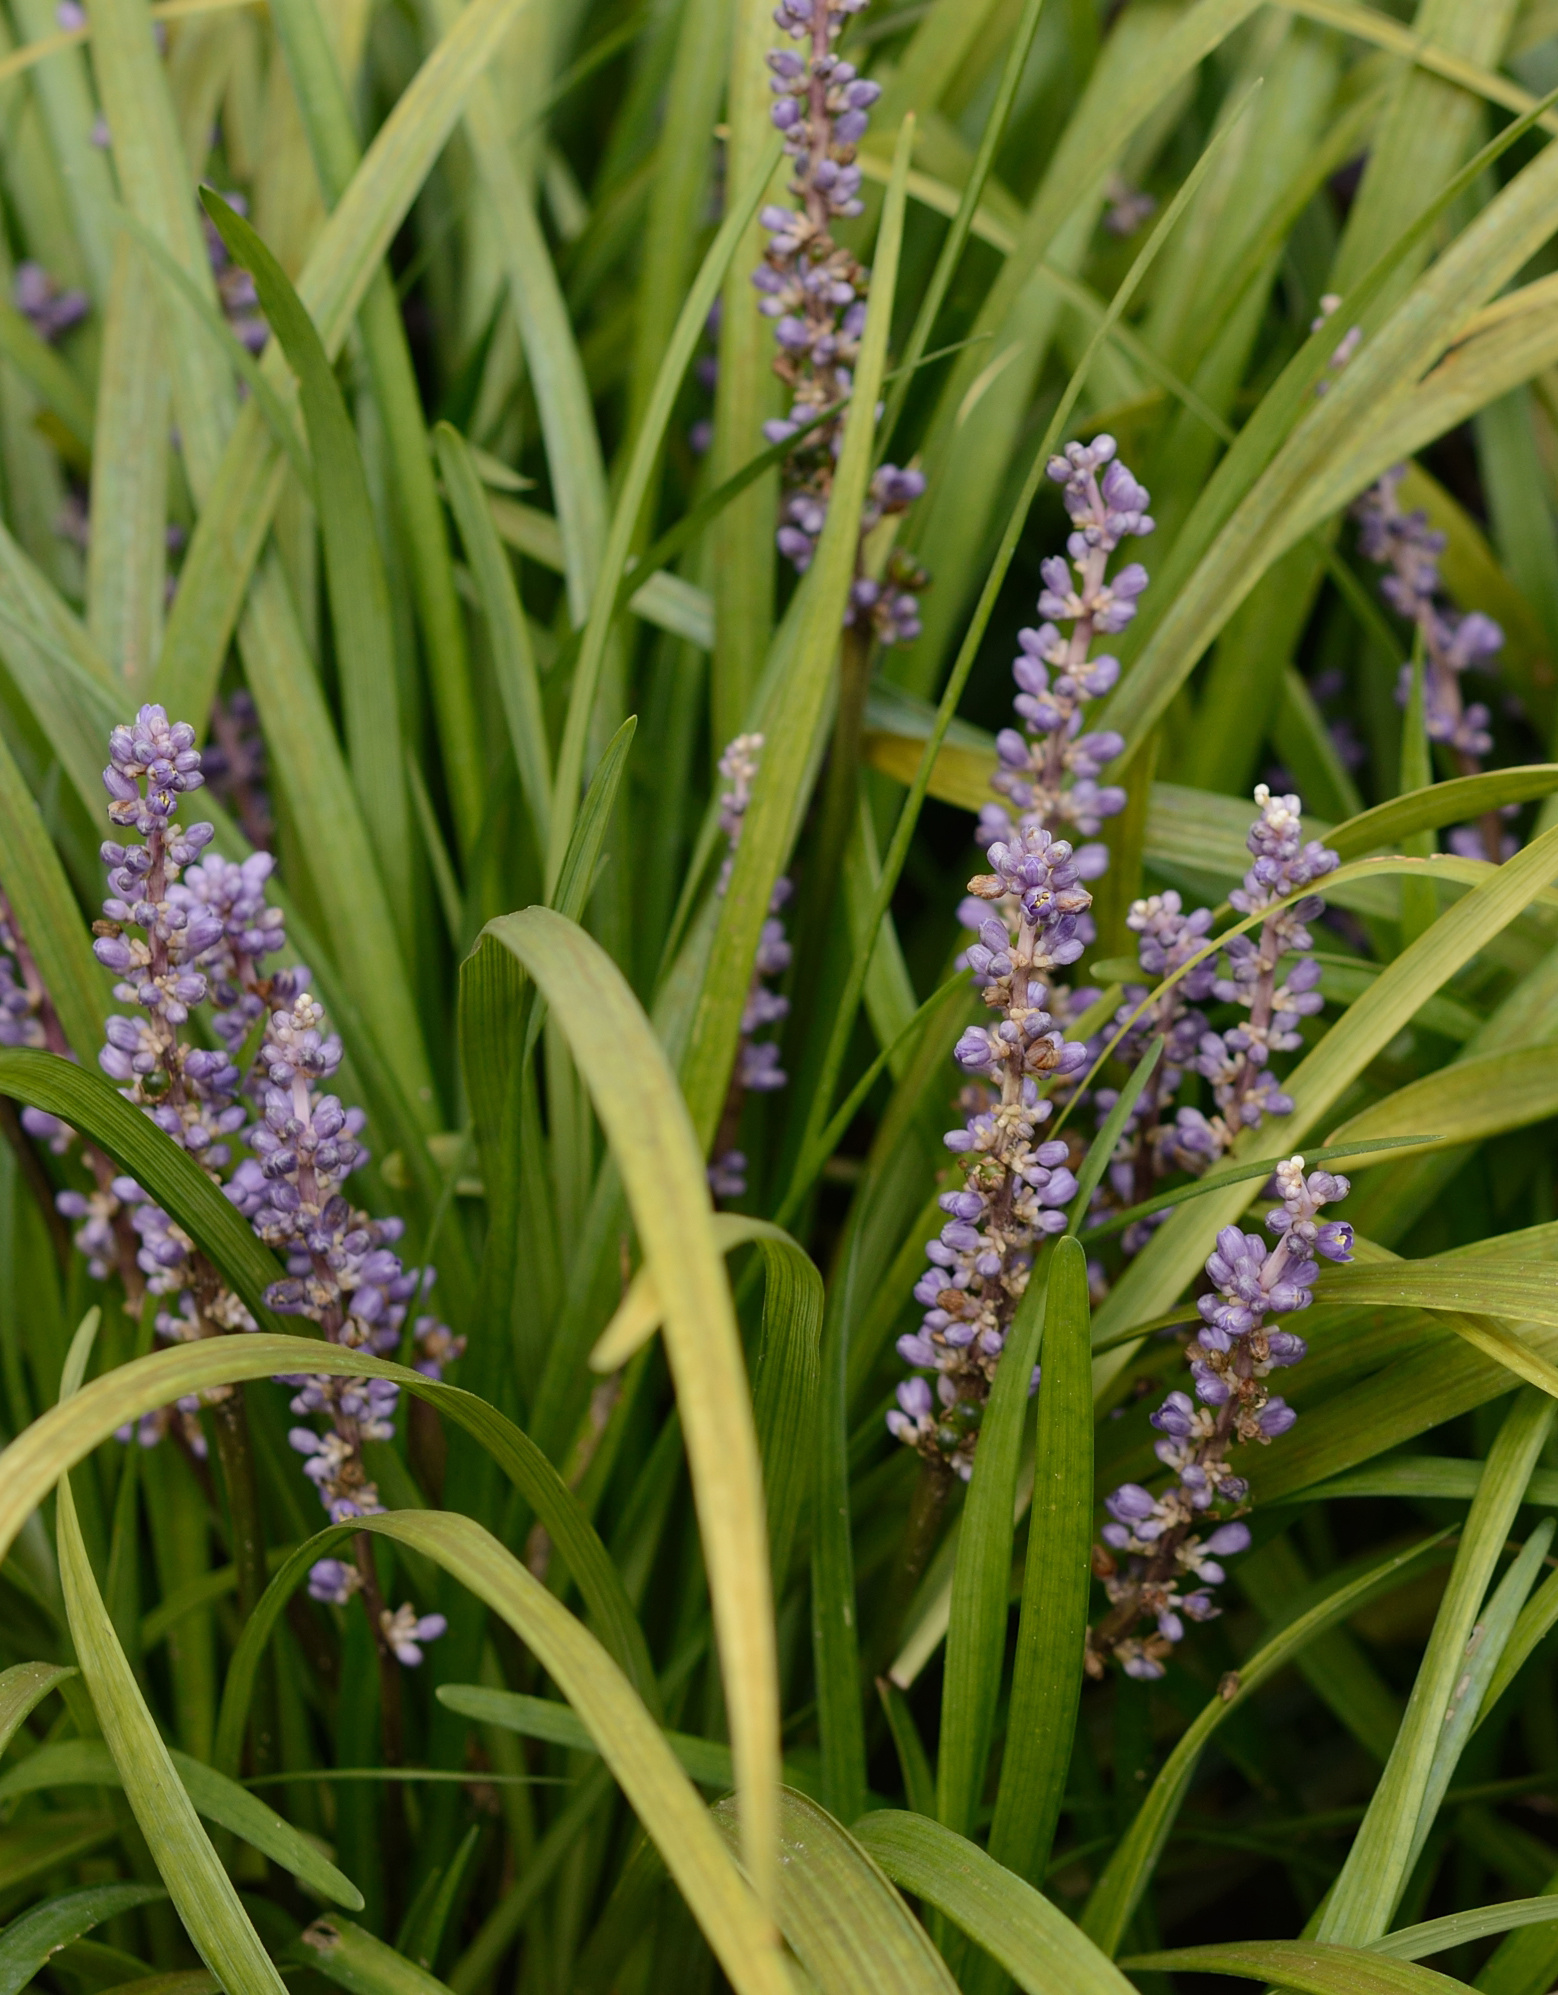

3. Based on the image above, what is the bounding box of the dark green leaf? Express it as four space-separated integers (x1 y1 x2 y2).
0 1047 285 1328
988 1236 1092 1885
853 1812 1136 1995
0 1884 168 1995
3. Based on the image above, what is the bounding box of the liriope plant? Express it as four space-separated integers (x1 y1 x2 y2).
8 0 1558 1988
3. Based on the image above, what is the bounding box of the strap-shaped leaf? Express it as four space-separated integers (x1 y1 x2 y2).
57 1469 288 1995
1479 1556 1558 1727
1318 1390 1556 1945
1326 766 1558 860
591 1212 812 1369
1370 1899 1558 1960
0 1814 117 1894
1119 1942 1473 1992
0 1046 284 1327
474 906 778 1912
1084 1137 1435 1250
1067 1041 1162 1234
853 1812 1136 1995
112 208 311 488
265 0 485 860
0 296 93 450
1094 78 1558 765
1409 1520 1554 1865
432 1682 843 1799
1326 1048 1558 1165
0 1738 362 1907
435 424 551 852
938 1248 1049 1837
545 131 781 886
87 233 170 692
0 1884 168 1995
1081 1533 1451 1953
327 1511 789 1995
201 191 411 924
712 1788 957 1994
550 716 636 928
1281 0 1557 128
593 1211 822 1587
0 720 109 1063
1310 1260 1558 1396
0 1659 75 1757
85 0 232 503
0 1334 654 1737
988 1237 1093 1886
423 0 605 630
299 1918 454 1995
1292 1456 1558 1509
151 0 536 726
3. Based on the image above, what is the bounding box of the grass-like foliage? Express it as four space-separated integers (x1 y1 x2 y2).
9 0 1558 1988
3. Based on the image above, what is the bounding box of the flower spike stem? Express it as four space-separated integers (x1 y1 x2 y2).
873 1454 954 1673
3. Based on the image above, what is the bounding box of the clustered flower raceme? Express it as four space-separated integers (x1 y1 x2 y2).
887 827 1091 1478
1095 890 1218 1253
709 735 792 1200
51 704 449 1662
888 436 1347 1686
1087 1158 1353 1679
1354 466 1516 862
942 436 1153 1232
974 435 1148 862
753 0 928 645
1162 788 1336 1175
889 438 1151 1474
1090 787 1337 1263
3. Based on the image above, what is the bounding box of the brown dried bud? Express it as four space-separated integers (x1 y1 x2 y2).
1218 1670 1241 1702
966 873 1005 900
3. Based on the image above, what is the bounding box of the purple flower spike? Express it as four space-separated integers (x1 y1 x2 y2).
750 0 928 644
80 703 452 1667
1088 1156 1349 1680
1355 467 1511 855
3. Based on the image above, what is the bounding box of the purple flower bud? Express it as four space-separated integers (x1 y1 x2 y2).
1106 1483 1157 1524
